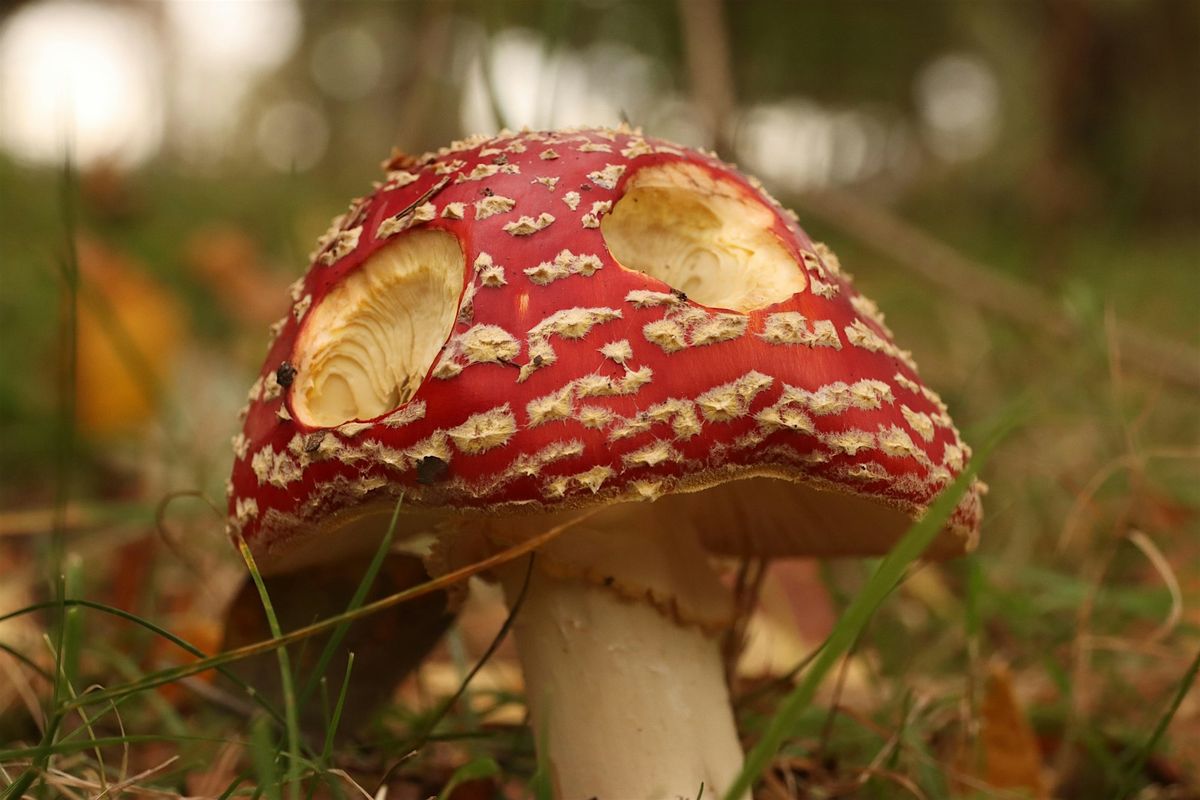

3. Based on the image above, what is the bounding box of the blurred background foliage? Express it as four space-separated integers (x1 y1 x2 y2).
0 0 1198 796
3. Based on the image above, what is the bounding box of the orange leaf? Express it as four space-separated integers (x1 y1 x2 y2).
978 662 1047 797
74 237 185 437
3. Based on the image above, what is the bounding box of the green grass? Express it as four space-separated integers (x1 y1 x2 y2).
726 426 1001 799
238 541 301 800
1112 646 1200 799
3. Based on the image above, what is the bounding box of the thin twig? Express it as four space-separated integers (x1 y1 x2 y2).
92 755 179 800
1125 529 1183 644
394 0 457 148
1058 447 1200 551
817 631 865 759
722 558 767 686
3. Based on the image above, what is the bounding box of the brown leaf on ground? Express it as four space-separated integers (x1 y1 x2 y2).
977 662 1048 797
767 560 838 643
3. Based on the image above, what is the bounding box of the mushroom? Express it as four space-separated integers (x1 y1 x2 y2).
227 126 983 800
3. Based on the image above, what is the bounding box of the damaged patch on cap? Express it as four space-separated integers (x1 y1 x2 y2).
292 229 465 428
603 161 805 311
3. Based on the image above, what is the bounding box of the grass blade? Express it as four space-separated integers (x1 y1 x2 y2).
724 444 995 800
240 540 302 800
0 597 287 725
61 554 84 695
320 653 355 769
298 496 403 708
60 514 582 712
1110 646 1200 799
3 150 82 800
0 734 250 763
250 715 283 800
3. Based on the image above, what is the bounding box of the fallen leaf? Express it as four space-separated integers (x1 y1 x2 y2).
977 662 1048 797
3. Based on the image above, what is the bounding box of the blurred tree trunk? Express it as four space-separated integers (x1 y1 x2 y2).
1032 0 1107 280
1033 0 1199 279
1139 0 1200 226
678 0 736 155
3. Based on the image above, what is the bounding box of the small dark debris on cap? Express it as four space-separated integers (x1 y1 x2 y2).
416 456 450 486
276 361 297 388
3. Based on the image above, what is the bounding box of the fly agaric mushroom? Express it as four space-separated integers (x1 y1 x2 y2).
227 126 983 799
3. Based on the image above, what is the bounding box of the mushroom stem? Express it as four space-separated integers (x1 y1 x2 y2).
497 529 747 800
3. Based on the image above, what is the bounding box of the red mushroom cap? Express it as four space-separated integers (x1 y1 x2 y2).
227 126 983 574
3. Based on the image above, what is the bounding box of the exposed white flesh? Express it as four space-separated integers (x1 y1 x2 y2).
601 161 805 311
292 229 463 428
497 525 747 800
